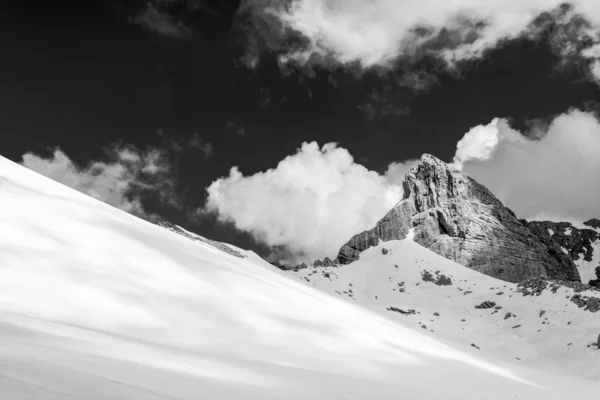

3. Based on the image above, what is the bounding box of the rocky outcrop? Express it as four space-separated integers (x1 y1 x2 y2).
527 220 599 263
590 267 600 289
336 154 581 283
475 301 497 309
527 220 600 284
585 218 600 230
156 220 245 259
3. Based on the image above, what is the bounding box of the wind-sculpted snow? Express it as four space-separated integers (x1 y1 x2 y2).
0 155 599 399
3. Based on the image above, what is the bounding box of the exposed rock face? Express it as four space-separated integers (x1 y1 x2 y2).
336 154 581 283
527 220 600 284
527 220 599 263
586 218 600 230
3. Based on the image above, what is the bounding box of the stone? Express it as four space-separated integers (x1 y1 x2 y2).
570 294 600 313
589 267 600 289
421 270 453 286
517 277 548 296
336 154 580 283
387 307 416 315
475 301 496 309
323 257 334 267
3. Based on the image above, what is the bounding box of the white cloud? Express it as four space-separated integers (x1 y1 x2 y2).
203 142 415 263
454 118 527 169
22 145 179 218
453 109 600 221
242 0 600 82
132 1 191 38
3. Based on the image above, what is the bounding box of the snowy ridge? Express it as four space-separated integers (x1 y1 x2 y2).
0 155 599 399
287 238 600 380
156 220 247 259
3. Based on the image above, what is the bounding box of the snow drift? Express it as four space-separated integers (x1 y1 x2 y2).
0 155 598 399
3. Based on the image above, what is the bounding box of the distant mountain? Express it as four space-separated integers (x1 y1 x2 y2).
336 154 580 283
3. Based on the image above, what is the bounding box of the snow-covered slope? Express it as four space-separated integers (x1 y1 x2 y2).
289 237 600 381
0 155 599 399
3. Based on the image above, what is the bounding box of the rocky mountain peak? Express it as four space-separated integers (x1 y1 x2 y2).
336 154 581 283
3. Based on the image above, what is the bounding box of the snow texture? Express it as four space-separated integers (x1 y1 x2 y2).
0 155 599 399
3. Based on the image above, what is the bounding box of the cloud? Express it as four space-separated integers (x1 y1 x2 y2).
203 141 415 264
21 144 180 218
358 88 411 121
132 1 191 38
240 0 600 83
189 132 215 160
225 119 247 136
453 109 600 221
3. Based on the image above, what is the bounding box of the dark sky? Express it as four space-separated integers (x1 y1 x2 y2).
2 0 599 256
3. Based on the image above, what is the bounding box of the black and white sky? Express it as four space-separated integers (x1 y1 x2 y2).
2 0 600 263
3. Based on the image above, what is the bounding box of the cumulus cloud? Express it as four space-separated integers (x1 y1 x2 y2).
240 0 600 83
203 142 415 263
132 1 191 38
453 109 600 221
22 144 180 218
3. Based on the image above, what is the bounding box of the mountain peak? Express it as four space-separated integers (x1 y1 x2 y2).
337 155 580 283
419 153 447 165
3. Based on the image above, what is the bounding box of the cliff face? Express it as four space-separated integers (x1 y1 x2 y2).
527 220 600 285
336 154 581 283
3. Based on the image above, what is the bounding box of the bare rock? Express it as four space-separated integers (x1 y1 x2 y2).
421 270 453 286
528 220 599 263
475 301 496 309
387 307 416 315
585 218 600 230
589 267 600 289
336 154 580 283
